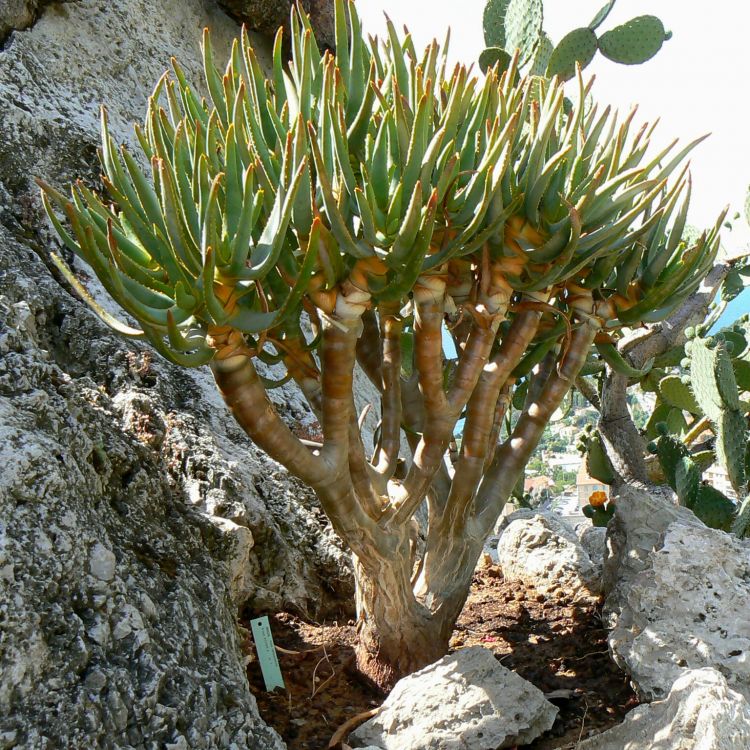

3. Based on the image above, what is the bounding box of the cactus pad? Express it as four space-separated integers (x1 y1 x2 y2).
479 47 513 74
483 0 511 47
717 408 747 492
659 374 701 415
732 494 750 538
588 0 616 31
503 0 543 65
598 15 669 65
734 358 750 392
690 338 724 422
655 433 688 488
675 456 700 508
586 431 615 484
691 485 736 532
546 28 598 81
529 32 554 77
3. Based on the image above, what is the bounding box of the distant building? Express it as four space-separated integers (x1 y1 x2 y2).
545 453 582 472
524 475 555 493
704 464 738 500
576 463 610 509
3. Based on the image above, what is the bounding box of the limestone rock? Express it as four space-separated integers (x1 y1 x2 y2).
0 289 286 748
578 668 750 750
0 0 367 745
350 646 557 750
577 524 607 578
496 512 601 597
601 483 699 605
608 520 750 701
0 0 358 618
219 0 334 48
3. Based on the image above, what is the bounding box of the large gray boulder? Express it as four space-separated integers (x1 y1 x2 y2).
601 483 699 608
349 646 557 750
0 293 285 748
0 0 360 616
578 668 750 750
0 0 368 745
496 512 601 597
608 520 750 702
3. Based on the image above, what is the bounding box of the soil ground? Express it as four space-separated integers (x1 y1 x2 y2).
243 564 637 749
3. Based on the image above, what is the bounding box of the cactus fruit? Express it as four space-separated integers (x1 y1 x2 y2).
545 28 598 81
598 15 671 65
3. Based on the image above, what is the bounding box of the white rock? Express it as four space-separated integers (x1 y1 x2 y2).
210 517 254 605
496 512 601 597
608 520 750 701
350 646 557 750
89 543 116 582
577 524 607 577
578 668 750 750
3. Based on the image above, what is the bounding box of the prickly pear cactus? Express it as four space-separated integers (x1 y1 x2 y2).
648 428 737 532
546 28 598 81
480 0 672 82
529 32 554 76
503 0 544 65
598 15 671 65
687 335 747 491
588 0 616 31
634 320 750 537
577 426 615 485
582 491 615 526
483 0 511 48
479 47 513 74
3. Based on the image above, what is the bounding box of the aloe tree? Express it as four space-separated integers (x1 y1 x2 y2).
39 1 723 688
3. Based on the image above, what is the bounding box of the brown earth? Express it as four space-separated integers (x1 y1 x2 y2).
243 564 637 749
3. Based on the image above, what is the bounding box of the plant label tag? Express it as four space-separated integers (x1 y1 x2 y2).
250 616 285 692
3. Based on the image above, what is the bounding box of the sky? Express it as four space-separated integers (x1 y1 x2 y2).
356 0 750 254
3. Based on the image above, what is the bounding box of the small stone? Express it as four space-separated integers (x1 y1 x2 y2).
89 543 116 582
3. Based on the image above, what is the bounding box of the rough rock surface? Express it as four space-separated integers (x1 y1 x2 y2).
349 646 557 750
578 668 750 750
601 484 699 606
0 0 379 745
0 0 364 616
607 520 750 702
496 512 601 597
219 0 334 48
0 285 286 748
577 524 606 578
